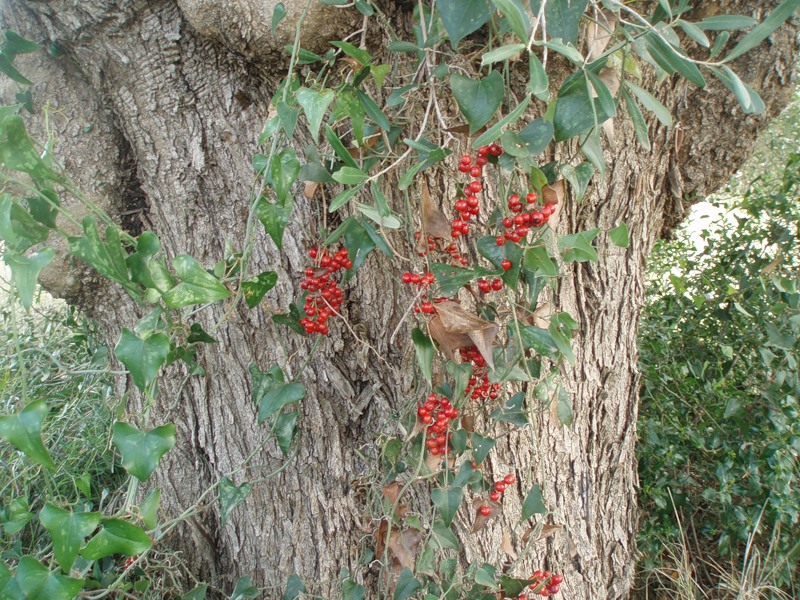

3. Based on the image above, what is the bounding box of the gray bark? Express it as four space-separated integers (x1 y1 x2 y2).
1 1 796 598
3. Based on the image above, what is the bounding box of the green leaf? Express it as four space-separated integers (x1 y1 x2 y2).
560 162 594 202
163 255 231 308
3 31 42 58
697 15 758 30
725 0 800 62
538 39 584 64
481 43 526 66
39 504 101 573
709 66 764 114
329 185 363 213
270 147 300 204
473 95 532 148
81 518 152 559
609 223 629 248
471 432 496 465
558 228 599 263
242 270 278 309
624 81 673 127
431 262 499 297
114 328 170 392
181 584 209 600
138 488 161 530
112 422 176 481
256 195 294 250
230 575 260 600
621 87 651 151
296 88 335 142
0 195 49 253
219 477 253 527
555 385 574 425
580 130 605 175
354 201 402 229
512 118 554 157
677 19 710 48
438 0 492 48
0 54 31 85
518 325 559 359
356 90 391 131
271 2 286 35
431 520 461 550
332 166 369 185
451 71 504 134
431 486 464 527
643 32 706 87
5 247 55 310
9 556 84 600
342 579 366 600
250 364 307 424
523 245 558 277
412 328 434 385
325 125 360 168
521 484 546 520
490 391 528 426
283 574 306 600
0 399 56 470
553 72 612 141
330 41 372 66
530 0 589 45
490 0 531 41
274 411 299 456
477 234 523 287
68 217 135 293
500 576 538 597
393 568 422 600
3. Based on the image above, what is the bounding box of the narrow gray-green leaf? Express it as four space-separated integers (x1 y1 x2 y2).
624 81 673 126
724 0 800 62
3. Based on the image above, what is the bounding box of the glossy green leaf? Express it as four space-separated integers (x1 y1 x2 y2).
412 328 434 385
431 519 461 550
393 568 422 600
471 432 496 465
438 0 492 48
256 195 294 250
580 130 605 175
523 245 558 277
270 147 300 204
560 162 594 201
518 325 560 359
538 39 583 64
620 87 651 151
609 222 629 248
250 364 306 424
9 556 84 600
431 262 499 297
451 71 504 134
112 422 176 481
342 579 366 600
513 118 554 157
5 247 55 309
242 270 278 309
643 32 706 87
477 234 523 287
325 125 359 168
68 218 135 293
481 43 526 66
3 31 42 58
296 88 335 142
490 0 531 41
39 503 101 573
431 486 464 527
274 411 299 456
0 399 56 470
138 488 161 530
25 189 59 228
725 0 800 62
530 0 588 44
114 328 170 392
697 15 757 30
0 116 53 177
527 52 550 100
80 518 153 559
330 40 372 66
490 391 528 426
271 2 286 34
472 95 531 148
0 195 49 253
475 563 498 588
219 477 253 527
677 19 710 47
521 484 546 520
230 576 259 599
332 166 369 185
500 575 538 597
283 573 306 600
558 229 599 262
709 66 763 114
553 72 612 141
180 584 209 600
356 90 390 131
163 255 231 308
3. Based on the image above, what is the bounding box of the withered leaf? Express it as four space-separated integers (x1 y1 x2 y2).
429 315 473 363
535 523 562 542
420 179 452 241
471 498 503 533
387 528 422 571
434 301 499 369
381 481 403 505
425 450 444 472
374 517 389 557
303 181 320 199
531 301 552 329
542 180 564 230
501 530 518 560
461 414 475 433
587 11 617 61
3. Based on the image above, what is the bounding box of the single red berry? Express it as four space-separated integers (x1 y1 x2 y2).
488 143 503 156
504 474 516 485
455 199 468 212
478 505 492 517
402 272 412 284
476 155 488 166
494 481 506 492
469 166 482 178
489 491 501 502
527 192 538 204
551 575 563 585
308 247 318 259
421 301 434 314
502 217 513 229
477 145 490 156
458 163 470 173
496 235 506 247
469 181 482 193
460 154 472 165
501 259 512 270
491 278 503 291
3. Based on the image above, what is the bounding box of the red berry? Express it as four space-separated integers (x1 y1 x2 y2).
496 236 506 246
488 143 503 156
421 301 434 314
504 474 516 485
478 505 492 516
469 181 482 193
501 260 512 270
308 247 318 259
527 192 538 204
476 155 488 166
460 154 472 165
402 272 412 283
455 200 468 212
458 163 470 173
477 145 490 156
551 575 563 585
469 166 482 178
489 491 501 502
502 217 513 229
491 278 503 291
494 481 506 492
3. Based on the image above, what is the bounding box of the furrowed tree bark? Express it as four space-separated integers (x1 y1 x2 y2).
1 1 796 598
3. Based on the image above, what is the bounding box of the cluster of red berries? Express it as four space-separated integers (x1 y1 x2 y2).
497 193 557 245
477 473 516 516
298 246 351 335
413 233 469 266
517 571 564 597
418 393 459 456
401 271 436 288
451 144 504 239
460 346 502 401
476 277 505 294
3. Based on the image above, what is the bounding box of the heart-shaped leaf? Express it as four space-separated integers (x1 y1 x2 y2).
114 328 171 392
219 477 253 526
521 483 546 520
5 247 55 310
0 399 55 469
163 255 230 308
242 270 278 309
270 147 300 204
296 88 335 142
438 0 492 48
112 422 176 481
9 556 84 600
80 518 153 559
256 195 294 250
39 503 101 573
450 71 504 134
431 486 464 527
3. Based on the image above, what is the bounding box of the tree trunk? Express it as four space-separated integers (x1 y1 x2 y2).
1 1 796 598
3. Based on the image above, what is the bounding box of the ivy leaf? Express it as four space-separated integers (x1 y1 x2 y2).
3 31 42 59
8 556 84 600
5 247 55 310
283 573 306 600
553 72 612 142
438 0 492 48
530 0 589 45
80 518 153 559
0 399 56 470
558 229 599 263
431 519 461 550
68 217 136 294
342 579 366 600
490 0 531 42
451 71 504 134
274 411 299 456
256 195 294 250
412 328 434 385
609 223 629 248
112 422 176 481
114 328 171 392
490 391 528 426
219 477 253 527
271 2 286 35
242 270 278 309
521 484 546 520
296 88 335 142
393 568 422 600
163 255 231 308
39 503 101 573
230 576 259 600
250 364 306 424
180 584 209 600
523 245 558 278
560 162 594 202
138 488 161 530
471 432 496 465
431 486 464 527
270 147 300 204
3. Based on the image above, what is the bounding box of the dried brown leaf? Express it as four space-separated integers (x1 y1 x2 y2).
602 119 616 150
501 530 518 560
434 301 499 370
429 315 473 363
535 523 562 542
425 451 443 472
542 180 564 205
381 481 403 505
304 181 320 200
471 498 503 533
421 179 452 240
387 528 422 570
461 414 475 433
587 10 617 61
531 301 552 329
374 518 389 557
599 67 620 97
